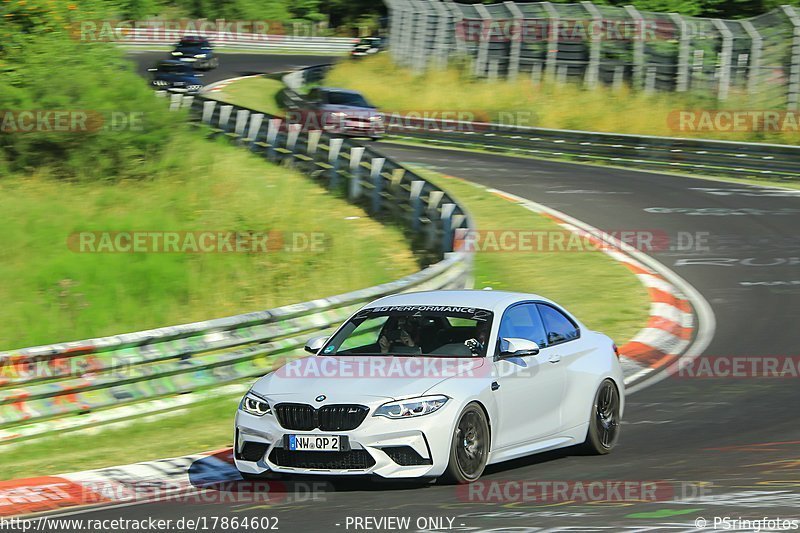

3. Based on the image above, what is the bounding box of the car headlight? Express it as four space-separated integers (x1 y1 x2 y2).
329 112 347 119
240 391 271 416
171 51 182 56
374 395 449 419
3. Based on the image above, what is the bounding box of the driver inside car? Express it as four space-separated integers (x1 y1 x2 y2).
378 316 422 354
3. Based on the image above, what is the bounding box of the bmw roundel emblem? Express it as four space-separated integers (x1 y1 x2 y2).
315 395 326 402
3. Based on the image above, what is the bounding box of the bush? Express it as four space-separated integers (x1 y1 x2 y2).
0 0 182 181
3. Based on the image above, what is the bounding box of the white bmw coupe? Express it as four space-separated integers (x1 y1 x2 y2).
234 290 624 483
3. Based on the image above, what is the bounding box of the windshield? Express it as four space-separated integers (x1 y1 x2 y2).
322 306 494 358
327 91 370 107
178 38 209 48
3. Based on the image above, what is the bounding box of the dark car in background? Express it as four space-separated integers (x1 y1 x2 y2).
351 36 387 59
170 36 219 70
295 87 385 140
148 60 204 95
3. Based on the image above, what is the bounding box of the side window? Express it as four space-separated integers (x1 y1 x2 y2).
498 304 547 349
308 88 320 103
538 304 579 345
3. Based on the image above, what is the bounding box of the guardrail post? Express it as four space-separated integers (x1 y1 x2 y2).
474 4 492 77
169 93 183 111
441 202 455 253
412 0 432 72
505 1 524 80
246 113 264 145
349 147 365 199
219 105 233 132
542 2 560 80
582 1 602 89
426 190 444 250
782 5 800 110
370 157 386 213
266 118 282 160
432 0 452 68
645 66 657 93
410 180 425 231
201 100 216 124
181 96 194 109
669 13 690 92
712 19 733 101
328 138 344 189
234 109 249 137
307 130 321 157
740 20 763 96
625 5 645 90
286 123 301 152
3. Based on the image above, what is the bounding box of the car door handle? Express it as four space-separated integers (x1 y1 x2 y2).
548 354 561 364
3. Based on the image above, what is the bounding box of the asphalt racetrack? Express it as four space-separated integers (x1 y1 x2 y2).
64 51 800 532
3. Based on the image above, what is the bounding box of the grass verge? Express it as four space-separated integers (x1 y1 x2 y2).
206 76 286 116
325 55 799 145
0 394 242 480
0 129 417 350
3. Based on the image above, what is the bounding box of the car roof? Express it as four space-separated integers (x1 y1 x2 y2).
179 35 208 42
317 87 363 95
364 289 557 313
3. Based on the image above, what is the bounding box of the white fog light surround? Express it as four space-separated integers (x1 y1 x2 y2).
374 395 449 419
240 391 271 417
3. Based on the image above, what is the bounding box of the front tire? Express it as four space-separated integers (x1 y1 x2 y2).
442 402 489 484
582 379 621 454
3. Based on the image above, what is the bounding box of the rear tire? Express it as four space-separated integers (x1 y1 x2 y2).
581 379 621 455
441 402 489 484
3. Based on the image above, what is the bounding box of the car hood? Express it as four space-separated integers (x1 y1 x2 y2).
250 355 487 403
320 104 379 118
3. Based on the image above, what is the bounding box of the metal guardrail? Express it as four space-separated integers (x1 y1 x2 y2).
278 63 800 181
385 120 800 180
0 90 474 443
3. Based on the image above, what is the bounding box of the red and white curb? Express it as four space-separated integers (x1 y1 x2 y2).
0 449 241 518
484 187 715 393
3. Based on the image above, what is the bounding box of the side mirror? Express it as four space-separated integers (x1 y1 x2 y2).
304 335 329 354
498 338 540 360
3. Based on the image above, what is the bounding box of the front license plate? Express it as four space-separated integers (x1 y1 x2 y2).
288 434 341 451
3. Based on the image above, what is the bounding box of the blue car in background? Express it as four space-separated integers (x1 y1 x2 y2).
148 60 204 95
170 36 219 70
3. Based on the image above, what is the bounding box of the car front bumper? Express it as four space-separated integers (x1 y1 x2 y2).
234 405 454 479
